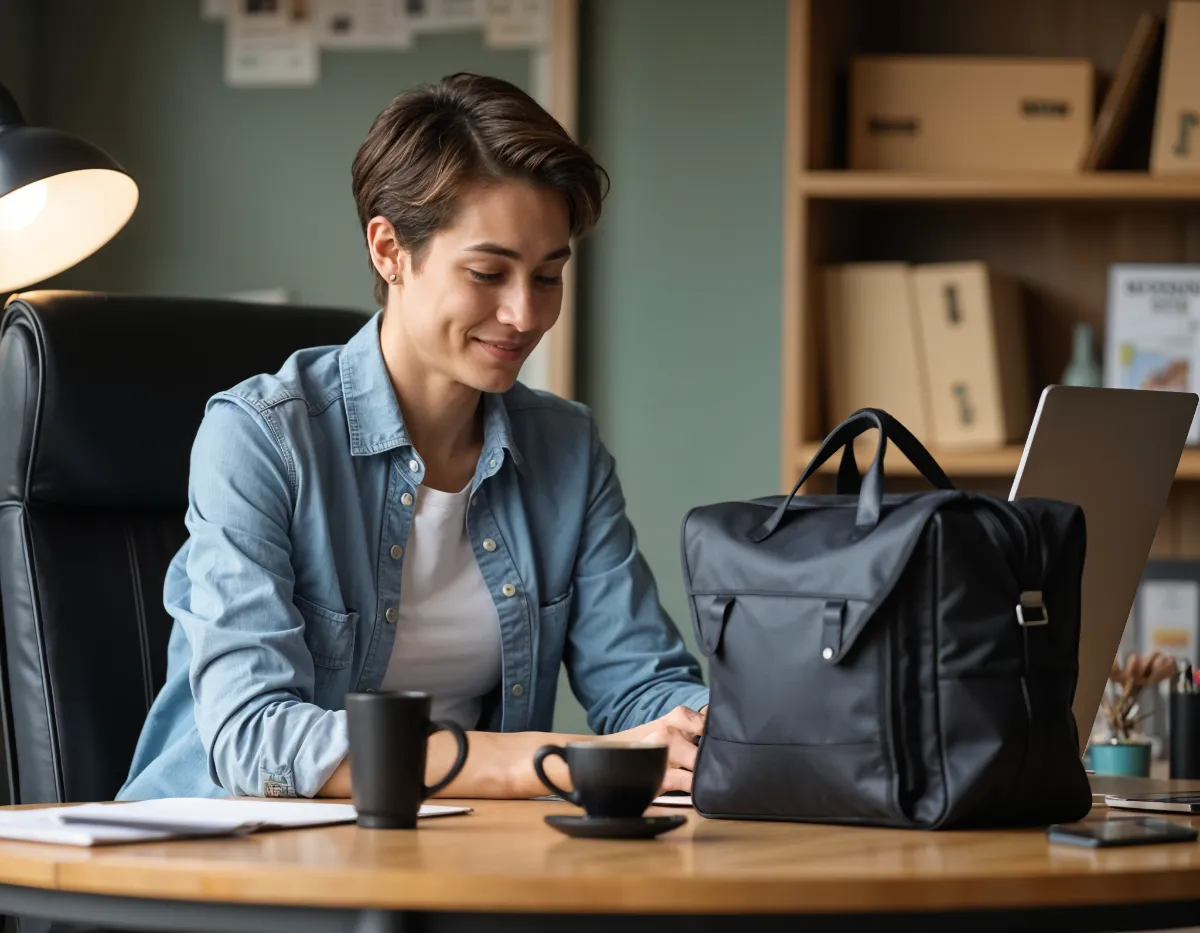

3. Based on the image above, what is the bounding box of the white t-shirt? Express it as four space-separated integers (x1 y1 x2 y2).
379 483 503 729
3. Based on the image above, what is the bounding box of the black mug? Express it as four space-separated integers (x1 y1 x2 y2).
345 691 469 829
533 742 667 819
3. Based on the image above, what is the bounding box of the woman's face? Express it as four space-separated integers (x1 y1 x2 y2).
386 179 571 394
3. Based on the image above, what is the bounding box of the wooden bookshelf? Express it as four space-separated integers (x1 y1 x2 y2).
801 171 1200 202
796 444 1200 482
781 0 1200 557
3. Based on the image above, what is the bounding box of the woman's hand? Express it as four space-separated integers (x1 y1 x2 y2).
605 705 707 793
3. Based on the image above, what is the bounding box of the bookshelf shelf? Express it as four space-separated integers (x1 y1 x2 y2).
800 171 1200 202
796 445 1200 481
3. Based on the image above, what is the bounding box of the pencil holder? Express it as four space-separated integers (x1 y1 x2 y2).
1169 692 1200 780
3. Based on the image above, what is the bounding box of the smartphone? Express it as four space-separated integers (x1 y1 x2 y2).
1047 816 1199 848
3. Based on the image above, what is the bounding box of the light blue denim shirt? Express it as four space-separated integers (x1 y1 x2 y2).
118 312 707 800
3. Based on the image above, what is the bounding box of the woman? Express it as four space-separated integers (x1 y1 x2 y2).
119 73 708 801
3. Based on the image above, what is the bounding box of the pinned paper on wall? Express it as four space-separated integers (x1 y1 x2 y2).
226 0 320 86
484 0 549 49
1139 579 1200 664
408 0 486 33
202 0 232 20
226 287 292 304
316 0 413 49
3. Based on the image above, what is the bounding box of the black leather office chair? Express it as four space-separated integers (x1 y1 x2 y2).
0 291 369 808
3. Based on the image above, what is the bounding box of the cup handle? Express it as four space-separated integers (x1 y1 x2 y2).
532 745 579 804
423 720 469 799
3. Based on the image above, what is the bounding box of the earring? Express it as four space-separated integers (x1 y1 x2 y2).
388 273 397 282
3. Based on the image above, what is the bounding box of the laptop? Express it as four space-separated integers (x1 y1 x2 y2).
1101 792 1200 814
1008 385 1198 754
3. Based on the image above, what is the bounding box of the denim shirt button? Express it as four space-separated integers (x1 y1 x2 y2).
401 492 414 507
482 538 497 552
511 683 524 698
502 583 516 597
385 607 398 624
390 544 403 559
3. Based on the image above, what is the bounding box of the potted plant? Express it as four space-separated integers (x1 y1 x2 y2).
1091 652 1178 777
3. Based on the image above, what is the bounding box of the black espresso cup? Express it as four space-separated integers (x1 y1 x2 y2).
345 691 469 829
533 742 667 819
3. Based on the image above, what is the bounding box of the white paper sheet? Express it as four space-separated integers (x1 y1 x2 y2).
408 0 485 33
0 799 471 846
227 0 320 87
316 0 413 49
484 0 548 48
651 794 692 808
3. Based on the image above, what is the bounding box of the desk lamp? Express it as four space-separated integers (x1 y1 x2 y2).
0 81 138 292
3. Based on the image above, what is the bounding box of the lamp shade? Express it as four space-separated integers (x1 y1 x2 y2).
0 83 138 293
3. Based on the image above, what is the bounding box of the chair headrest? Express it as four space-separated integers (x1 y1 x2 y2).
0 291 369 507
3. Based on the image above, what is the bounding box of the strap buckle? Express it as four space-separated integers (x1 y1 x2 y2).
1016 591 1048 627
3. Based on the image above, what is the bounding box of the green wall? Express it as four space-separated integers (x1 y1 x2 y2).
13 0 785 735
571 0 785 729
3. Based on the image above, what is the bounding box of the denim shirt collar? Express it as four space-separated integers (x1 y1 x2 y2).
338 312 523 469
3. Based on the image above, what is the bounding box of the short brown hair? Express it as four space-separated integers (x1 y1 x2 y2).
352 73 608 305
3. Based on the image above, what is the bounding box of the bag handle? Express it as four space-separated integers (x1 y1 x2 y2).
749 408 953 542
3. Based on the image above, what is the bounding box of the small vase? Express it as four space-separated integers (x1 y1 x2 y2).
1060 323 1103 388
1089 741 1152 777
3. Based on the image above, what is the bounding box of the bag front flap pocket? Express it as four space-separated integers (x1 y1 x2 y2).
692 595 735 657
293 594 357 670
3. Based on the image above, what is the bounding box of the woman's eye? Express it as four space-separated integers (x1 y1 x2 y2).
468 269 503 283
536 275 563 287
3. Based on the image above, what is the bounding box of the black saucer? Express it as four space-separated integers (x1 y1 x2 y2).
545 814 687 839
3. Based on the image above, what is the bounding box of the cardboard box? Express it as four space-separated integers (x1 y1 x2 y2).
1151 1 1200 173
850 56 1094 172
823 263 931 451
911 263 1031 448
1104 263 1200 444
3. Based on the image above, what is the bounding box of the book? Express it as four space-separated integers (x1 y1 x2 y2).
1103 264 1200 444
0 798 472 846
1081 12 1164 170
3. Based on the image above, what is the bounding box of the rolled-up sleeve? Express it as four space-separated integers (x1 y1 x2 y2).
174 396 348 797
563 415 709 734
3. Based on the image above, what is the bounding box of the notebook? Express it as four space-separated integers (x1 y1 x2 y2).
651 794 692 808
0 798 472 846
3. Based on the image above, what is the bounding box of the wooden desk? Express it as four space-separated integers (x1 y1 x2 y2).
0 779 1197 933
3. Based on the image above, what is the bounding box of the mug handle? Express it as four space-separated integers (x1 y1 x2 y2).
423 721 469 799
532 745 579 804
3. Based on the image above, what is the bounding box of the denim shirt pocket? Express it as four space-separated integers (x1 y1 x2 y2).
542 580 573 618
538 584 575 630
293 594 358 670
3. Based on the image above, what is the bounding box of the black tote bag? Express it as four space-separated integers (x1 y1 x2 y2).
683 409 1092 829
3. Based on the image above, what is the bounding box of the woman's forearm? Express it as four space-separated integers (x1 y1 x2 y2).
316 729 587 799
